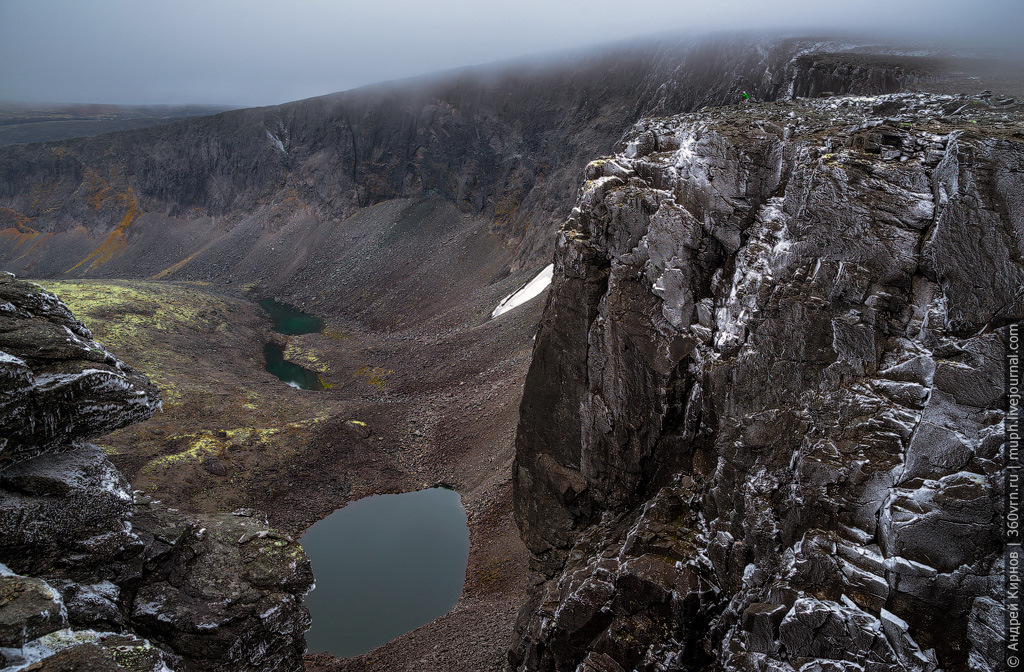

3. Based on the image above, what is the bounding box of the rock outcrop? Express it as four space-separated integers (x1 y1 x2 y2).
0 278 313 672
511 92 1019 671
0 271 159 465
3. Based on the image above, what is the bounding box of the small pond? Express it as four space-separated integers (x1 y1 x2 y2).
260 298 324 390
263 343 324 390
300 488 470 657
259 298 324 335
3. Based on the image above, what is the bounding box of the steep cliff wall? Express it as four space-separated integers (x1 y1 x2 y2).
0 37 935 286
511 92 1021 671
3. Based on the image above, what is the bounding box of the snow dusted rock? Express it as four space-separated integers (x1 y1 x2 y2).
511 92 1020 671
1 627 176 672
0 568 67 648
0 444 138 576
129 502 313 672
0 564 175 671
0 277 160 466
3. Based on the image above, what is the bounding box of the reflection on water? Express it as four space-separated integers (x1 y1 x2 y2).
300 488 470 657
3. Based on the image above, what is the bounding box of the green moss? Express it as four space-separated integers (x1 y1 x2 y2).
139 415 330 476
283 334 330 373
105 642 162 670
35 280 241 407
355 365 392 389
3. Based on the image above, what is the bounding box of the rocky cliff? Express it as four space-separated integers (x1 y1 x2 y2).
0 275 313 672
510 91 1020 671
0 36 944 293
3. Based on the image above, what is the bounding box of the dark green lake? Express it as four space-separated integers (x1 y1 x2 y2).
260 299 324 390
300 488 470 657
259 298 324 335
263 343 324 391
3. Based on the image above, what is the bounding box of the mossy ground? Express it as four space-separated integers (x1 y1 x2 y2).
33 279 382 518
33 272 538 672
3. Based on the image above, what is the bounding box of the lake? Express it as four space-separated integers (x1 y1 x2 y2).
260 298 324 390
259 298 324 334
300 488 470 657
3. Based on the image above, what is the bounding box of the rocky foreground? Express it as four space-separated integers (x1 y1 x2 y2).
511 91 1020 671
0 273 312 672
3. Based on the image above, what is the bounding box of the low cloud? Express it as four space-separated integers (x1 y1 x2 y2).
1 0 1020 105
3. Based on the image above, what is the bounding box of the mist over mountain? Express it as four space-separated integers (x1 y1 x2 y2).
0 27 1020 672
3 0 1021 105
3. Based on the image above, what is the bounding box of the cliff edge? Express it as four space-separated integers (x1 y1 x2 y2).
511 91 1021 671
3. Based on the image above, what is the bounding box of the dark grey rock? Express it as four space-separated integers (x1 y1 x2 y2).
0 628 177 671
510 92 1017 672
0 570 66 648
49 578 125 631
129 500 313 672
0 444 138 575
742 602 788 654
0 278 161 466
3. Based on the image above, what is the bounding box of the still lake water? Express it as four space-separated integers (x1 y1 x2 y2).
300 488 470 657
263 342 324 390
259 298 324 335
259 298 324 390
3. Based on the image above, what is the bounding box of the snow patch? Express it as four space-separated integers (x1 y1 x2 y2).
0 350 27 368
266 129 286 153
491 264 554 318
674 131 698 167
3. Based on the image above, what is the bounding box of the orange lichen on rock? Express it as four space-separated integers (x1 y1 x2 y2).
0 208 40 251
67 188 141 273
84 170 112 210
151 246 205 280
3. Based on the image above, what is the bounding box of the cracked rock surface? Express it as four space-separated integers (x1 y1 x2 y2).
510 92 1020 672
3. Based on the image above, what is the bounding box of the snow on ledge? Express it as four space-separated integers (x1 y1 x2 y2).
491 264 554 319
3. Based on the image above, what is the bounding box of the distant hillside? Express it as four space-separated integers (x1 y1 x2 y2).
0 103 235 146
0 34 1009 311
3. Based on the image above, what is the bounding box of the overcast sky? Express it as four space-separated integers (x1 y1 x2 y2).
0 0 1020 107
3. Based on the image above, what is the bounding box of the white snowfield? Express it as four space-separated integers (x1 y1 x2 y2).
491 264 554 319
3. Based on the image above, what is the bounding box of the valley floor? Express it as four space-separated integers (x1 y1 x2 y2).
40 276 541 672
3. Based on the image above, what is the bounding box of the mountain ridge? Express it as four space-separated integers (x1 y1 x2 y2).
0 35 962 297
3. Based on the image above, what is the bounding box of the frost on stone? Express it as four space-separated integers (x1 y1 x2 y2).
512 91 1016 672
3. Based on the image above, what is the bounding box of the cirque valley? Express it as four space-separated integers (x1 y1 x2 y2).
0 19 1021 672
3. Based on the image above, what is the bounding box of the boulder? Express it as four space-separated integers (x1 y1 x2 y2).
0 444 138 575
130 503 313 672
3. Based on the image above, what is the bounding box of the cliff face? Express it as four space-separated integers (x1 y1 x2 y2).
511 92 1020 671
0 37 933 288
0 276 313 672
